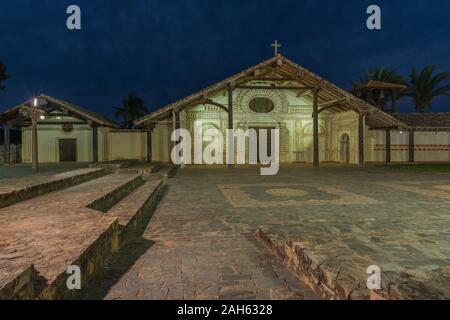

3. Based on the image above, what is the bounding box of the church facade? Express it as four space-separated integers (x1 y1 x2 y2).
137 55 450 165
1 55 449 167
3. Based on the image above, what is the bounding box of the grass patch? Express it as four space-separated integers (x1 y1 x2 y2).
388 164 450 172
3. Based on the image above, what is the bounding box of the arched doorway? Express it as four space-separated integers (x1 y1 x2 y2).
340 134 350 163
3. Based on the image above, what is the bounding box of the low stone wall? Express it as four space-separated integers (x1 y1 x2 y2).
0 168 107 209
87 175 144 213
255 228 446 300
0 176 165 300
0 266 38 300
39 220 121 300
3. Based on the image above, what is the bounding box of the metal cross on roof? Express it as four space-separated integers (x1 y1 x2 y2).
271 40 281 56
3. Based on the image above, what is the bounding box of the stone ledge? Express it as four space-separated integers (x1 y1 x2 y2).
108 179 164 241
255 228 447 300
0 168 107 209
0 265 38 300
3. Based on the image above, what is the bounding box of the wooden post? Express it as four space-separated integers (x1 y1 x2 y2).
409 130 415 163
31 118 38 174
172 110 180 165
358 113 366 166
4 126 10 164
313 89 319 167
385 129 391 164
227 86 234 168
146 128 152 163
92 125 98 163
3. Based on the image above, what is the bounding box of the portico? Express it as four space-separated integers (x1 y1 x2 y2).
135 54 401 166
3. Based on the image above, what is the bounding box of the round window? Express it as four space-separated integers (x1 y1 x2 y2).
249 97 275 113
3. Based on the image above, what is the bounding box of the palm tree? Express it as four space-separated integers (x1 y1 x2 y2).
114 92 148 128
0 59 10 90
406 66 450 113
353 67 406 111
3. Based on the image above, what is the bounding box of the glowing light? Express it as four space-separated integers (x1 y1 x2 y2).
33 98 38 107
40 115 45 120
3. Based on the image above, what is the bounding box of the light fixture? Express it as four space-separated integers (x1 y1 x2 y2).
40 115 46 120
33 98 38 107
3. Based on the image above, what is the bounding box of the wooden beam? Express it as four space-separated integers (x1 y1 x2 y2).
358 113 366 166
92 126 98 163
318 98 348 108
3 126 10 164
146 129 152 163
172 110 181 166
313 90 320 167
385 129 391 164
234 85 317 91
31 118 38 174
409 130 415 163
201 99 228 112
227 87 234 168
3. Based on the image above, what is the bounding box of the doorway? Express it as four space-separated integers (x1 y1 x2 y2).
59 139 77 162
340 134 350 163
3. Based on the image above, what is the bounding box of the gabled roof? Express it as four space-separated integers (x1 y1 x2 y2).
392 113 450 130
135 54 403 130
0 94 120 128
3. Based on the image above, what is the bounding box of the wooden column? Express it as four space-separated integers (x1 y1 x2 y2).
31 118 38 174
4 126 10 164
358 113 366 166
385 129 391 164
92 125 98 163
409 130 415 163
227 86 234 168
146 128 153 163
313 89 320 167
172 110 180 165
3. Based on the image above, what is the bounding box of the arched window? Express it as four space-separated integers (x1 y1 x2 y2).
249 97 275 113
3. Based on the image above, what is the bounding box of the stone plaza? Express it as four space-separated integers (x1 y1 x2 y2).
87 165 450 300
1 163 450 300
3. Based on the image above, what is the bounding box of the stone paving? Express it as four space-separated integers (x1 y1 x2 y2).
0 173 147 296
103 165 450 300
0 163 89 179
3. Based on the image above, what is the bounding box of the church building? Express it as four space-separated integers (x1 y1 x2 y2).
1 54 449 167
136 54 450 165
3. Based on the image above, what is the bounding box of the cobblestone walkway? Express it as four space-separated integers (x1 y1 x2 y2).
104 165 450 300
104 170 321 300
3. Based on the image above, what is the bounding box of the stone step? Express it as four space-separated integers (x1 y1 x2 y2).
0 173 147 299
118 162 163 175
87 175 144 213
107 178 164 241
158 164 178 179
89 160 140 173
0 168 107 209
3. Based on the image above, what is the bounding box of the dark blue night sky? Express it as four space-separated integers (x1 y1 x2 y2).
1 0 449 118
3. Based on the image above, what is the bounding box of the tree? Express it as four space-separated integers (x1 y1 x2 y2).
406 65 450 113
353 67 406 111
0 59 10 90
114 92 148 128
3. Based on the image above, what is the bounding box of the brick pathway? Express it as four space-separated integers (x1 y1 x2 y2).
104 170 322 300
103 165 450 300
0 173 141 289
